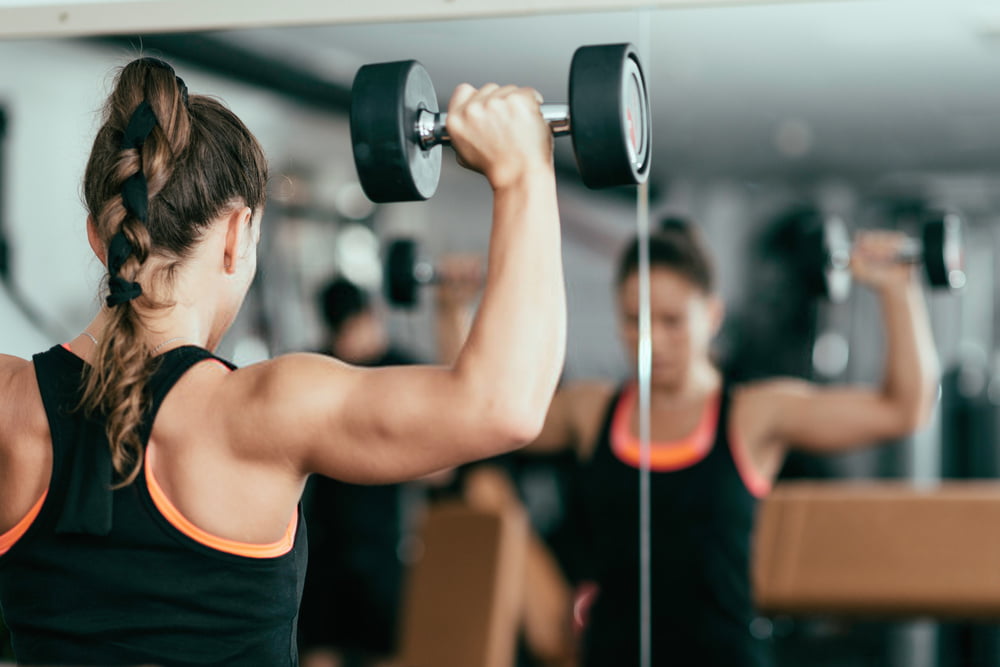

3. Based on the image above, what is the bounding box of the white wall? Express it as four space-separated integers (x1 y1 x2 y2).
0 38 355 359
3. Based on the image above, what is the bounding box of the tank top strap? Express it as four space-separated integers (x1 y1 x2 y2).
32 346 109 537
31 344 235 538
140 346 236 440
706 379 734 459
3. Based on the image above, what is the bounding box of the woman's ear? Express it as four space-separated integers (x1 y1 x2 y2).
223 206 253 274
86 217 107 265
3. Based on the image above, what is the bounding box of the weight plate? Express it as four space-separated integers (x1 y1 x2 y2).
385 238 420 307
569 43 652 189
350 60 442 203
923 211 966 290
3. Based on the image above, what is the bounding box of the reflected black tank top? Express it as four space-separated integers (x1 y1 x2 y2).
0 345 308 666
577 383 769 667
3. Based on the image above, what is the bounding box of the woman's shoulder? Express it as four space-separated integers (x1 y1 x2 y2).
729 376 814 406
0 354 50 503
0 353 45 420
0 353 36 408
0 352 29 370
565 379 616 397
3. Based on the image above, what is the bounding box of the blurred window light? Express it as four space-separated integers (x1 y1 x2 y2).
334 182 376 221
812 330 850 378
335 223 381 290
232 335 271 367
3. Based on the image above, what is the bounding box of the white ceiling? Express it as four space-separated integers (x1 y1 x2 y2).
210 0 1000 186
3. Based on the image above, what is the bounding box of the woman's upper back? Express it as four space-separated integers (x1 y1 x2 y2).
0 344 302 546
0 345 307 666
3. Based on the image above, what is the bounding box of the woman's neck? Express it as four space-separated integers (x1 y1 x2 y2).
648 360 720 409
82 302 213 357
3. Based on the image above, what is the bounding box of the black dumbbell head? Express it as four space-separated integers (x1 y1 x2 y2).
798 213 833 299
385 238 420 307
569 43 652 189
351 60 442 203
922 211 966 290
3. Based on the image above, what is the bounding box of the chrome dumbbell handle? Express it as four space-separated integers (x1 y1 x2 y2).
828 223 924 269
894 238 923 264
412 260 436 285
416 104 572 150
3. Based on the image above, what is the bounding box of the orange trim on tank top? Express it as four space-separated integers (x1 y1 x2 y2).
611 384 719 471
145 446 296 558
0 490 47 556
726 425 772 499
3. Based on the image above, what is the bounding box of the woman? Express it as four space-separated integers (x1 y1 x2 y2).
476 217 939 666
0 57 565 665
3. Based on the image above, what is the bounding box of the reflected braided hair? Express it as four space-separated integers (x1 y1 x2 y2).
80 57 268 486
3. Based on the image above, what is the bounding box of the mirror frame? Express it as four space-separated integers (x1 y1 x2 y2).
0 0 804 38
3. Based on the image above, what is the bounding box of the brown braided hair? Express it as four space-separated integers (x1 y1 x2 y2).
80 57 268 486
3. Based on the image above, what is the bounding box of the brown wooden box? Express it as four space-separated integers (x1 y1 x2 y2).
396 502 527 667
753 481 1000 617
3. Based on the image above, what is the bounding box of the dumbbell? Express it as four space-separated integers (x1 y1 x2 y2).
384 238 482 309
350 43 651 203
817 211 966 302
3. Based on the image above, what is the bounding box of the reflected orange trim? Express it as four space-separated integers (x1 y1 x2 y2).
0 491 47 556
611 384 718 471
145 446 296 559
727 426 772 499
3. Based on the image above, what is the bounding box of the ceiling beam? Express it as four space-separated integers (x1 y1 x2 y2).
1 0 825 39
96 34 351 114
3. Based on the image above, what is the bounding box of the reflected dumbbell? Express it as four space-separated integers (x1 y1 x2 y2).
384 238 483 309
350 43 651 203
818 211 966 302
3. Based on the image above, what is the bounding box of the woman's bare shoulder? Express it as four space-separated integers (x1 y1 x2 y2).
0 354 48 470
0 354 35 408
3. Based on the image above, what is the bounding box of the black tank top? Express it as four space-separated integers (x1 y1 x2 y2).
577 383 769 667
0 344 308 666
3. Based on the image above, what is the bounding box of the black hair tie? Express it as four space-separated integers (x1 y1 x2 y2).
134 57 189 108
176 75 189 107
109 73 173 307
121 172 149 223
120 101 157 226
121 100 157 152
106 231 142 307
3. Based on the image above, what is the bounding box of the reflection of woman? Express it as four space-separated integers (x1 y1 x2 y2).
523 218 938 666
0 58 565 665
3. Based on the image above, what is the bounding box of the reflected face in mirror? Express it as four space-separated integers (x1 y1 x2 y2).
617 267 723 393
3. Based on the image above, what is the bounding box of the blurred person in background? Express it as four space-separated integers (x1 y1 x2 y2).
300 261 481 667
